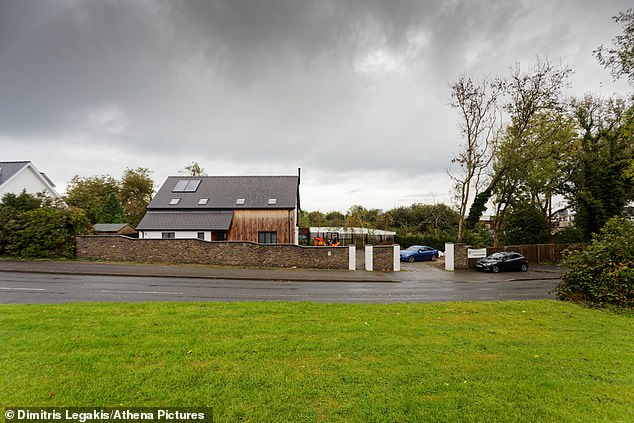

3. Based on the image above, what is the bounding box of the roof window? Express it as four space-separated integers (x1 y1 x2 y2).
169 198 180 205
172 179 202 192
236 198 246 205
198 198 209 205
267 198 277 205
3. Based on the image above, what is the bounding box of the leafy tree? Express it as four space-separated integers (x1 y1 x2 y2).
490 109 575 245
594 8 634 85
65 168 154 226
119 167 154 226
0 191 44 255
15 206 91 258
560 95 634 240
502 203 548 245
95 193 127 224
466 58 573 228
325 211 346 227
65 175 119 224
387 203 458 235
344 205 385 230
0 191 42 212
307 211 327 226
0 192 91 258
556 217 634 308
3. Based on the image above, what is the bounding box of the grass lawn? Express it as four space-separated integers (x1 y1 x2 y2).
1 300 632 422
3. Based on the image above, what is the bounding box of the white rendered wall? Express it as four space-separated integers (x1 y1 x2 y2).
140 231 210 241
0 167 60 199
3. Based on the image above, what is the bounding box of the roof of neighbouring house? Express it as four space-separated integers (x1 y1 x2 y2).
147 175 300 210
0 160 58 189
0 161 61 199
0 161 29 186
93 223 135 233
136 210 235 231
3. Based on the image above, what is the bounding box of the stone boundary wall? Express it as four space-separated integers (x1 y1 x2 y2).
76 236 350 270
372 245 398 272
444 243 469 271
446 242 587 270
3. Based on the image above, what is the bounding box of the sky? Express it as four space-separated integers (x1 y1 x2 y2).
1 0 632 212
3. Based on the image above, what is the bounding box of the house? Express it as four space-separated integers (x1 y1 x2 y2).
0 161 63 201
553 208 575 230
93 223 138 236
137 174 300 244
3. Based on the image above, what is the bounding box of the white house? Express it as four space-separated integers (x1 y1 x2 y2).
0 161 63 201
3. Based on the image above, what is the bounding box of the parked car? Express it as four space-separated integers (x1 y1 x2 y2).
400 245 439 262
476 252 528 273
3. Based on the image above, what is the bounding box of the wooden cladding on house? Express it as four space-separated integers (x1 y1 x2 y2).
228 209 296 244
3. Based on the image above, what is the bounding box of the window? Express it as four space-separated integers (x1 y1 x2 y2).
169 198 180 205
197 232 205 240
236 198 246 205
198 198 209 205
258 231 277 244
172 179 202 192
267 198 277 205
162 232 175 239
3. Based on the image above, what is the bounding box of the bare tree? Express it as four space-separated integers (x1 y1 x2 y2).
449 75 503 242
464 58 573 233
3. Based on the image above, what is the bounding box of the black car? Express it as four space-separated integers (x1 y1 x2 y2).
475 252 528 273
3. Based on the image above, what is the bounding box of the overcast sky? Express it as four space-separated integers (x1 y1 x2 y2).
1 0 631 212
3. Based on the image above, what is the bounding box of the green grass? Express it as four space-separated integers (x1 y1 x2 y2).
1 301 632 422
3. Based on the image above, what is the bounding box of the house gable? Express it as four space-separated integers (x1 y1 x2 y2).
0 161 62 201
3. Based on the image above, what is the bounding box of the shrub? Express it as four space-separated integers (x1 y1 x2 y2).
556 218 634 308
15 207 92 258
0 192 92 258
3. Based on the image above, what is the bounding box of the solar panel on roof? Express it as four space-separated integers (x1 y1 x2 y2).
172 179 202 192
185 179 201 192
173 180 189 192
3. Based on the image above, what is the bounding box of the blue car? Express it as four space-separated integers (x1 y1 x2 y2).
400 245 439 262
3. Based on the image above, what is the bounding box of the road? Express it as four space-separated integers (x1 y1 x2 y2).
0 267 561 304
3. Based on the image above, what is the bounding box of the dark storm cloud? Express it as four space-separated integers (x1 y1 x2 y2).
1 0 632 210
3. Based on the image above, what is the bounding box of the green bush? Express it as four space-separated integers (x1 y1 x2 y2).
0 192 91 258
556 218 634 308
553 227 585 244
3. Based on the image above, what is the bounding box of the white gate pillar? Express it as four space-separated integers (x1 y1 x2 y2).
348 246 356 270
365 245 373 271
445 242 455 271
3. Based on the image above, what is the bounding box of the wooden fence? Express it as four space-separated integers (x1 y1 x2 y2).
486 243 586 263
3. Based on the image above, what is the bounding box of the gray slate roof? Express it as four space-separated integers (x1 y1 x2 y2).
147 176 299 210
0 161 56 188
0 161 29 187
93 223 132 232
136 211 234 231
